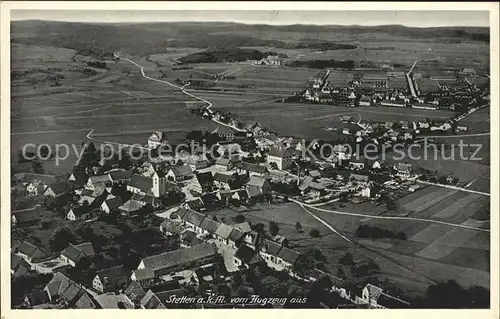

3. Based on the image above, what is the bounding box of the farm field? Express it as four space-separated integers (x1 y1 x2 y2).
303 183 490 293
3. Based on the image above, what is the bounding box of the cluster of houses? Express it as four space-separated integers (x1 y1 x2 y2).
300 66 485 112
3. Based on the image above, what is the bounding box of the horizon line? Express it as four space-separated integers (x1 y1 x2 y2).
10 18 489 29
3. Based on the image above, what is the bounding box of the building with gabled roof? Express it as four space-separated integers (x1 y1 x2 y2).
127 174 153 196
136 243 218 278
166 165 194 182
100 197 123 214
361 283 411 309
199 218 221 235
67 206 92 222
214 223 233 245
188 172 214 194
92 265 129 293
234 244 262 269
11 253 31 277
124 281 147 307
44 272 84 306
43 182 68 198
240 162 269 177
16 241 46 262
181 209 206 233
267 146 294 170
140 290 166 309
394 163 412 178
108 170 133 184
276 246 301 270
118 199 145 215
160 218 184 236
60 242 95 267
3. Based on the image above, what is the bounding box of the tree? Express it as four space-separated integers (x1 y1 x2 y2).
339 252 354 266
309 228 320 238
268 221 279 236
234 214 246 223
49 228 77 252
295 222 303 233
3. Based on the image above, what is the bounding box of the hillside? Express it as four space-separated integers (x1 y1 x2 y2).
11 20 490 57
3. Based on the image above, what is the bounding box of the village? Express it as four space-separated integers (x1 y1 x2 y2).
12 94 470 310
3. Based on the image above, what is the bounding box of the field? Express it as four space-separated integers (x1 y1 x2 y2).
306 185 490 293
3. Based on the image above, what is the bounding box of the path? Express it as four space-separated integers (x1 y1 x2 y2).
289 198 489 232
114 53 245 133
416 179 490 196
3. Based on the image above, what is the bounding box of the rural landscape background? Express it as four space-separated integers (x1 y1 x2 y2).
9 12 491 310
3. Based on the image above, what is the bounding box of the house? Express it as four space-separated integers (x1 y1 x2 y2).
212 126 236 141
16 241 46 262
394 163 412 178
228 227 245 249
92 265 129 293
135 243 218 278
124 281 147 307
11 253 31 277
44 272 84 306
267 146 293 170
359 96 372 106
349 160 365 170
240 162 269 177
272 235 288 247
127 174 153 196
68 170 89 187
213 172 235 190
361 283 410 309
74 291 101 309
188 172 214 194
130 268 156 289
259 239 283 269
108 170 133 185
183 197 205 211
43 182 68 198
100 197 123 214
298 176 326 197
214 223 234 245
246 176 271 194
215 158 233 171
181 209 206 234
389 131 400 141
118 199 146 215
166 165 194 182
333 144 350 160
160 218 184 236
14 173 57 195
371 160 386 170
276 247 301 271
148 131 169 149
24 291 50 307
349 173 370 183
234 245 262 269
67 206 92 222
140 290 166 309
180 229 204 248
60 242 95 267
11 207 41 227
199 218 221 236
86 175 112 191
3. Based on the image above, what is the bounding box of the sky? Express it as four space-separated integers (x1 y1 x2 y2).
10 10 490 28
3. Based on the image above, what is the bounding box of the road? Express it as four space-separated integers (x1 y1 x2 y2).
288 198 489 232
416 179 490 196
115 53 245 133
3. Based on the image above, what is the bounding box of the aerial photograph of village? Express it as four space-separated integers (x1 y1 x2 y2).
7 7 493 310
